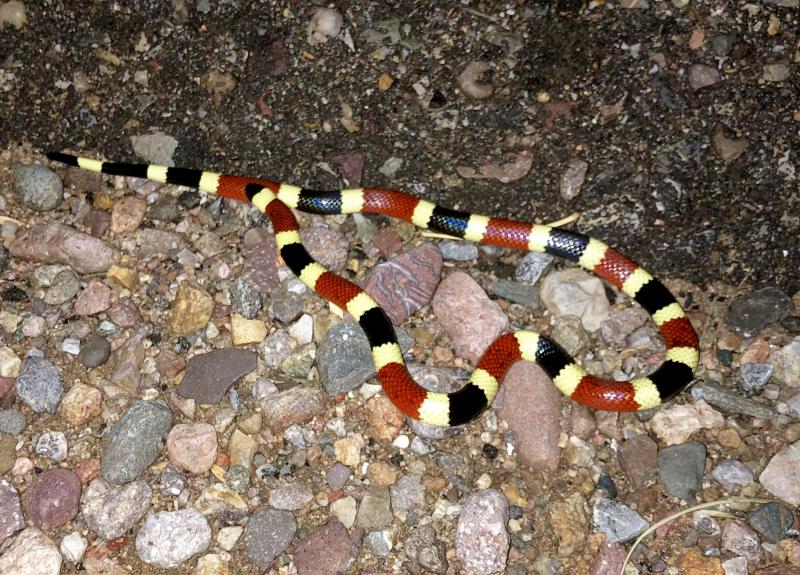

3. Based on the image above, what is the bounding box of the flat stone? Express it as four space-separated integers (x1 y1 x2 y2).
14 355 63 414
243 507 297 565
9 222 118 274
23 468 81 530
178 349 257 405
135 508 211 568
83 479 152 540
657 441 706 499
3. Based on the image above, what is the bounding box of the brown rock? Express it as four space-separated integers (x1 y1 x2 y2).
293 521 355 575
75 458 102 484
9 223 119 273
169 282 213 336
60 383 103 426
74 280 112 315
365 394 405 442
261 386 328 432
178 349 257 405
111 197 147 234
301 227 349 271
618 434 659 489
23 468 81 530
242 229 280 294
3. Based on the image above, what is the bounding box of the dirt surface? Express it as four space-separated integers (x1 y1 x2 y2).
2 0 798 292
1 2 800 575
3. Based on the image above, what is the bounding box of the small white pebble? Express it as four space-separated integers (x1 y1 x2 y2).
392 434 410 449
61 337 81 355
288 314 313 345
307 7 342 46
475 473 492 490
60 531 88 563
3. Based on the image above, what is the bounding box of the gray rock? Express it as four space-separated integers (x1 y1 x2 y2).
101 400 173 484
34 430 68 462
243 507 297 565
15 164 62 212
657 441 706 499
83 479 153 540
178 348 257 405
739 362 773 394
487 279 538 307
230 277 262 319
364 530 392 557
390 474 425 517
14 355 64 413
514 252 553 284
592 498 650 543
711 459 754 491
691 381 773 419
747 502 794 544
135 508 211 568
78 334 112 368
130 133 178 166
355 486 392 529
725 287 793 337
43 268 80 305
405 524 447 573
709 34 736 57
439 240 478 261
0 409 27 435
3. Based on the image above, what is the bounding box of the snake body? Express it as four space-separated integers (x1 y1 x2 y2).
46 152 699 427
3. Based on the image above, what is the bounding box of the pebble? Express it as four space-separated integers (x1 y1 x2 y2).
0 527 62 575
169 282 214 336
60 337 80 355
326 462 352 490
688 63 721 90
269 482 313 511
216 526 243 551
0 347 21 377
293 521 354 575
307 6 342 45
228 428 257 468
60 384 102 428
618 433 658 489
262 386 328 433
721 520 761 562
259 329 296 367
110 196 146 233
0 478 24 545
231 314 267 345
540 269 610 332
725 287 793 337
560 158 589 200
243 507 297 565
136 228 188 255
78 334 112 368
713 126 748 163
711 459 754 491
439 240 478 261
279 344 316 378
747 502 794 545
230 277 261 319
14 164 62 211
178 348 257 405
135 508 211 568
241 230 280 293
130 132 178 165
9 222 118 273
432 271 508 362
60 531 88 563
592 498 650 543
196 554 228 575
271 284 305 323
101 400 173 485
406 524 447 572
456 60 494 99
288 313 313 345
355 486 393 529
763 62 791 83
691 381 774 419
739 362 773 394
487 279 538 307
649 400 724 444
301 227 349 271
390 474 425 519
74 280 112 315
193 483 247 518
159 464 186 496
514 252 553 284
455 489 509 575
759 439 800 505
34 430 68 462
493 362 559 469
365 530 392 556
0 432 15 474
14 355 63 413
710 34 736 56
83 478 153 539
363 242 442 325
166 423 217 474
22 316 46 337
330 496 357 528
23 468 81 530
0 408 27 435
657 441 706 499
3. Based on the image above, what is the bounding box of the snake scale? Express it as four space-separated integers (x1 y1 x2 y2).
46 152 699 427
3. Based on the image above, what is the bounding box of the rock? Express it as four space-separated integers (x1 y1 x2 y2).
592 498 649 543
0 479 24 545
540 269 610 332
725 287 793 337
166 423 217 474
9 222 118 273
23 468 81 530
760 440 800 505
293 521 354 575
763 62 791 82
60 531 88 563
0 347 21 377
657 441 706 499
74 280 112 315
618 434 659 489
82 479 152 540
649 400 724 444
330 497 357 528
14 164 62 212
739 362 773 394
14 355 63 413
243 507 297 565
487 279 538 307
110 196 146 234
496 362 561 471
317 322 378 395
78 335 112 368
432 271 509 362
178 349 257 405
721 520 761 562
456 60 494 100
307 7 342 46
0 408 26 435
135 508 211 568
269 482 313 511
230 278 261 319
688 63 721 90
101 400 173 484
228 429 257 468
301 227 349 271
549 492 589 555
241 230 280 293
170 282 214 336
108 326 150 395
355 486 392 529
0 528 62 575
231 314 267 345
326 462 352 490
710 459 753 491
136 228 188 256
560 158 589 201
193 482 247 517
713 125 748 163
260 385 325 431
130 132 178 165
406 524 447 573
0 432 15 474
455 489 509 575
690 381 774 419
34 430 68 462
363 242 443 325
439 240 478 261
60 383 103 426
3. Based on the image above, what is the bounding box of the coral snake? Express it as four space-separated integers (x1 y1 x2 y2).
46 151 699 427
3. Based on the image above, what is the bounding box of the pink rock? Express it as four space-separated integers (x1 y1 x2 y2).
431 271 508 363
242 229 280 294
75 458 101 484
9 223 119 274
302 227 349 271
329 152 364 187
587 541 626 575
74 280 112 315
496 362 561 471
363 242 442 325
111 197 147 234
455 489 509 574
23 468 81 530
293 521 355 575
166 423 217 474
371 230 402 258
0 479 24 545
107 297 142 328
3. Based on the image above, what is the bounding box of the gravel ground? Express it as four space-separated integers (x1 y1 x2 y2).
1 1 799 575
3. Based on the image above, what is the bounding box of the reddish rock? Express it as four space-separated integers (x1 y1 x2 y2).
23 468 81 530
111 197 147 234
618 434 659 489
371 230 403 258
74 281 112 316
9 223 119 274
302 227 349 272
431 271 509 363
0 478 24 545
166 423 217 474
107 298 142 328
75 458 102 484
496 362 561 471
294 521 356 575
363 242 443 325
242 229 280 294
